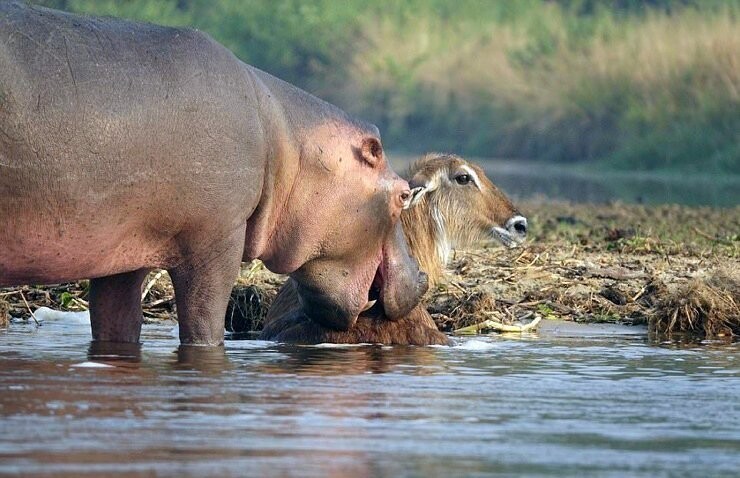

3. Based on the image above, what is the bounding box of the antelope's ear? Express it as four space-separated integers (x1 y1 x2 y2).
409 169 441 191
407 170 440 208
406 186 427 208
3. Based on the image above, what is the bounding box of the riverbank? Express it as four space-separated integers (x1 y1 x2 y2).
430 200 739 340
1 201 738 340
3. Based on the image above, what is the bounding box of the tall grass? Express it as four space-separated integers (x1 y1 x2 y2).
341 4 740 172
30 0 740 173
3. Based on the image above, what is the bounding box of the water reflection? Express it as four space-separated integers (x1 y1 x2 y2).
0 320 738 477
88 340 142 364
174 344 232 374
257 344 443 376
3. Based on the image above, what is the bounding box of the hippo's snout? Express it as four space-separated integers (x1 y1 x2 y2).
377 223 429 321
382 266 428 320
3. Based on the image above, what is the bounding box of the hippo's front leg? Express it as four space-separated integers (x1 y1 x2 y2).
168 227 246 346
90 268 151 343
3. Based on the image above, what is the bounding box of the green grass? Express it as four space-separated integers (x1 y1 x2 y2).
30 0 740 173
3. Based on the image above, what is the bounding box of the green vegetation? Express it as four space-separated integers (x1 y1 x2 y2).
31 0 740 173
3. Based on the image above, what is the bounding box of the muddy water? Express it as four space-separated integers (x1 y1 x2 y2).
1 320 738 477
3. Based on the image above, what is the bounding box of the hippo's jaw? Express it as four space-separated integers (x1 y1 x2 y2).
291 222 428 330
362 259 428 318
292 276 367 332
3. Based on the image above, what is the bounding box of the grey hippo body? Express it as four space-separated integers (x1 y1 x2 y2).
0 2 426 345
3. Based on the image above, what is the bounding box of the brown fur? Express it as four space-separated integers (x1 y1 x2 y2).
403 153 521 284
260 154 523 345
262 280 447 345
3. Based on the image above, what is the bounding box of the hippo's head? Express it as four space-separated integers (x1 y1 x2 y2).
256 128 428 331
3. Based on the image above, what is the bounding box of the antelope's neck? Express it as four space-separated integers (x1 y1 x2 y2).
400 200 446 286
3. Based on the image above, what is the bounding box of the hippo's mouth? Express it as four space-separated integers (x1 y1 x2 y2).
354 222 428 322
291 222 427 330
361 266 384 316
359 245 428 320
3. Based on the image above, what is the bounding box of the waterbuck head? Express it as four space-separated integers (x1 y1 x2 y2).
401 153 527 284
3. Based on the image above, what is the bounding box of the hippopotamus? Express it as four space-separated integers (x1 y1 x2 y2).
0 2 426 345
260 153 528 345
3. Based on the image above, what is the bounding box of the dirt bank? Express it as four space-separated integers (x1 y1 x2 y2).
2 201 738 340
429 200 738 340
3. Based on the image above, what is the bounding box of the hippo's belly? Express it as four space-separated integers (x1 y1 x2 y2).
0 139 258 287
0 184 178 286
0 231 162 286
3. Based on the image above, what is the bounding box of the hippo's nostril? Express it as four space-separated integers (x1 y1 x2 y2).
400 189 412 209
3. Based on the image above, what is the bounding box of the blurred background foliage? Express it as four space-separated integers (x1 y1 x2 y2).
30 0 740 173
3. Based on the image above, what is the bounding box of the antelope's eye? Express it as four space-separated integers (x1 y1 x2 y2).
455 174 471 185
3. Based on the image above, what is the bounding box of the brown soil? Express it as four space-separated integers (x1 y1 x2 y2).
2 201 738 340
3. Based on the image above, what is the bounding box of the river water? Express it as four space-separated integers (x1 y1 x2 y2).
391 157 740 207
1 319 738 477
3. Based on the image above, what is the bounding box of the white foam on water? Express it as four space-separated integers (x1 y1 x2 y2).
311 342 373 348
33 307 90 325
70 361 114 368
226 340 275 350
454 339 498 351
430 343 452 349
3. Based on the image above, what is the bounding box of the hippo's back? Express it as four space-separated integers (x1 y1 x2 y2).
1 1 247 133
0 2 265 285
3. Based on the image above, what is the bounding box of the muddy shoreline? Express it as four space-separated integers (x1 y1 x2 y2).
2 201 738 341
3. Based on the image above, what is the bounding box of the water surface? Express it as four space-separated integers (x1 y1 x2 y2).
391 156 740 207
1 320 738 477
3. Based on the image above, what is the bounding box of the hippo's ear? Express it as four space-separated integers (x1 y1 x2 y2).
360 137 383 167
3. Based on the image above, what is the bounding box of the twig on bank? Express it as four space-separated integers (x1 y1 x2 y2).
692 226 734 246
18 291 39 326
141 270 166 301
631 285 648 302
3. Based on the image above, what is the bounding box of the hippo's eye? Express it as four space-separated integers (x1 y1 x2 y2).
455 174 471 185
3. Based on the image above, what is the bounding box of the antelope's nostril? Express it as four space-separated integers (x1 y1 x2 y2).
509 216 527 236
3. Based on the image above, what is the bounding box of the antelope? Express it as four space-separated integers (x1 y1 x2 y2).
260 153 527 345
